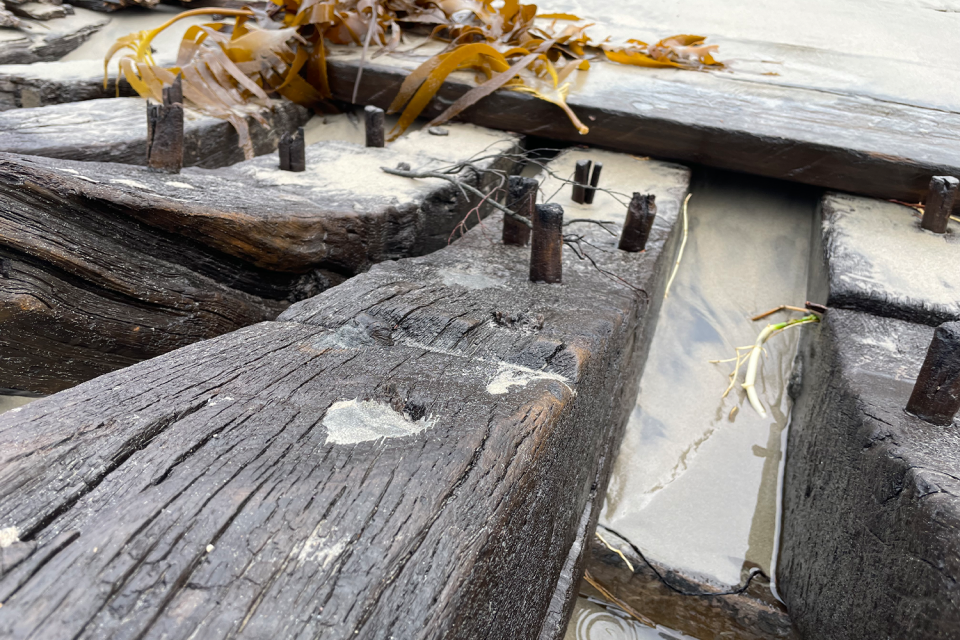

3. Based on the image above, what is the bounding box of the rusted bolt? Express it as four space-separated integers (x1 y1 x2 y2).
583 162 603 204
530 203 563 283
365 105 385 148
921 176 959 234
572 159 591 204
618 193 657 252
504 176 536 246
279 126 305 172
906 321 960 425
146 74 183 174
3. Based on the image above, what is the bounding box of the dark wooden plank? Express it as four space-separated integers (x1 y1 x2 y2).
810 193 960 327
0 60 137 110
0 9 107 64
581 534 798 640
0 153 688 640
779 309 960 640
0 97 310 169
0 126 520 392
325 45 960 205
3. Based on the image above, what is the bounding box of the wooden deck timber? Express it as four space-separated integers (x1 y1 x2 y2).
0 124 519 393
0 152 690 638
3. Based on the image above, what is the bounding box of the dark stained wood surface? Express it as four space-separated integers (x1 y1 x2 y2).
324 40 960 206
0 9 107 65
811 193 960 327
0 97 310 169
780 309 960 640
0 126 519 393
0 154 689 638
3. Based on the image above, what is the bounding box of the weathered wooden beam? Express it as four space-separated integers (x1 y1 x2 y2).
812 193 960 326
0 124 520 393
582 534 799 640
325 49 960 205
780 309 960 640
0 8 107 65
0 59 137 110
0 153 689 640
0 97 310 169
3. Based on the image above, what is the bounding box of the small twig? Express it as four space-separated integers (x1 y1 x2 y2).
663 193 691 299
751 305 811 322
381 165 533 227
564 218 620 236
582 570 657 628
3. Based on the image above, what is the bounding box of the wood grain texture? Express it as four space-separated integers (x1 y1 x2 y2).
0 125 520 393
811 193 960 327
778 309 960 640
0 9 107 65
0 60 136 110
324 47 960 205
582 535 798 640
0 156 689 638
0 97 310 169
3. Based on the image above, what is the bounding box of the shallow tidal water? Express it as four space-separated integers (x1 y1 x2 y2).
601 168 817 587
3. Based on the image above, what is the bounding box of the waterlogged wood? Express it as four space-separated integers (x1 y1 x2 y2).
0 59 136 110
0 97 310 168
779 310 960 640
582 535 799 640
0 8 107 64
811 193 960 326
0 125 519 393
0 154 689 639
326 42 960 204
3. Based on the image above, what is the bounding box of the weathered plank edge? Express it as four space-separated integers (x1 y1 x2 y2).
0 160 689 638
327 58 955 206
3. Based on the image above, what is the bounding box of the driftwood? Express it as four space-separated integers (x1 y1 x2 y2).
0 8 107 64
812 193 960 327
0 97 311 168
0 149 689 637
780 309 960 640
0 124 519 393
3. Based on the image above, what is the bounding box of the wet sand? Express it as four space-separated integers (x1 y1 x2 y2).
601 169 818 587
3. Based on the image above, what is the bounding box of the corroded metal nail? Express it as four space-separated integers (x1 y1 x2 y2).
279 126 305 172
906 321 960 425
921 176 959 234
365 105 385 148
504 176 537 246
583 162 603 204
618 193 657 252
572 159 591 204
530 203 563 283
146 75 183 174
